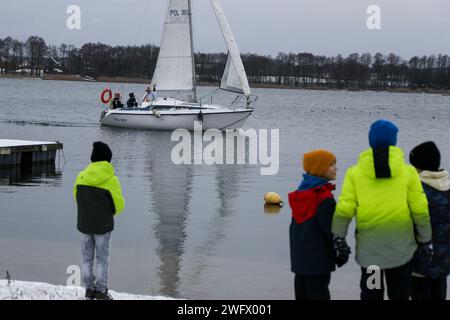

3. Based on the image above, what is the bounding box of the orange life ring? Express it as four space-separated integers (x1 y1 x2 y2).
100 88 112 104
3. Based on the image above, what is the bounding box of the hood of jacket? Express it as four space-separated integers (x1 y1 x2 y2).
289 182 335 224
298 174 330 191
357 146 406 179
420 170 450 191
77 161 115 186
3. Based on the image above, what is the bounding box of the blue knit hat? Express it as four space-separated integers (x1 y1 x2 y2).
369 120 398 148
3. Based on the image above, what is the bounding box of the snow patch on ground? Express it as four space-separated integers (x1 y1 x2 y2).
0 280 175 300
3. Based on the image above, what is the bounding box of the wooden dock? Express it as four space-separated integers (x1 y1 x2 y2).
0 139 63 168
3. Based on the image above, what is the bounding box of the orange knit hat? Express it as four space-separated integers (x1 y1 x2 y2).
303 150 336 177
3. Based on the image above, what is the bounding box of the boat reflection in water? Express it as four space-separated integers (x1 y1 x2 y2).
142 130 193 298
141 128 245 298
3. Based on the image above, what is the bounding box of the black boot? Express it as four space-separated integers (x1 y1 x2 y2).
94 289 114 300
85 289 96 300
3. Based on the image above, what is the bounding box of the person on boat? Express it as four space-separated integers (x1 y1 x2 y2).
126 92 138 108
409 141 450 300
110 93 124 110
332 119 432 300
151 85 157 100
142 85 157 104
288 150 350 300
73 141 125 300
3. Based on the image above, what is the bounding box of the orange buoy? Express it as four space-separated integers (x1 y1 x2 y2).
100 88 112 104
264 192 284 207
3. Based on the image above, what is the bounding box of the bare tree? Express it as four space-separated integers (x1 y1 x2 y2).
2 34 449 90
25 36 48 76
359 53 372 88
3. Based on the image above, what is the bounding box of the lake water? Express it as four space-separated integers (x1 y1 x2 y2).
0 78 449 299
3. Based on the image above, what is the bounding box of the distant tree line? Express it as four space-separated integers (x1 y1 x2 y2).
1 35 450 90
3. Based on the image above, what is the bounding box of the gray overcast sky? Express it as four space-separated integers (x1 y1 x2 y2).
1 0 450 58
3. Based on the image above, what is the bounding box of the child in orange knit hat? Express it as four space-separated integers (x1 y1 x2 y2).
288 150 350 300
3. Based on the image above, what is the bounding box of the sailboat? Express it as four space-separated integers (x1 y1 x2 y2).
100 0 255 131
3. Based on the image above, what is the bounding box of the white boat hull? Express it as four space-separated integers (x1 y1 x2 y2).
100 107 253 131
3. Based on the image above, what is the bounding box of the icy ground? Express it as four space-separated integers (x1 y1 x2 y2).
0 280 175 300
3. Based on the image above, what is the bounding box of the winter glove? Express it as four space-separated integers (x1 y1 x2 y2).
418 241 434 263
333 236 351 268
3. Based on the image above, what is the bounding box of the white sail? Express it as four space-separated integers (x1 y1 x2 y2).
151 0 195 94
210 0 251 97
221 54 245 94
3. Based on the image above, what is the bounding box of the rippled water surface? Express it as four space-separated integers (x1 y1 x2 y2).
0 78 449 299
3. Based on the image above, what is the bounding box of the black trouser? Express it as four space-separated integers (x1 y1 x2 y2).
411 276 448 300
294 274 331 300
360 260 413 300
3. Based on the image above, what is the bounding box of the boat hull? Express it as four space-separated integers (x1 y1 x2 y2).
100 108 253 131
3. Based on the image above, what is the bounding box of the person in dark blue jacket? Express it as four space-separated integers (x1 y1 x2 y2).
289 150 350 300
409 141 450 300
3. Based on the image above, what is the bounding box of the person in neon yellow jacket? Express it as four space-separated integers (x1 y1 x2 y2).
73 141 125 300
332 120 432 300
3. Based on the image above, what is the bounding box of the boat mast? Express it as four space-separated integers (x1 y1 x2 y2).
188 0 197 102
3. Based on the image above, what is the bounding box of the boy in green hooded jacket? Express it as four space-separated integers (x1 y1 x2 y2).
332 120 431 300
73 141 125 300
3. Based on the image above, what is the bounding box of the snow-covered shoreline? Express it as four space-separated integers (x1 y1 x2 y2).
0 280 175 300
